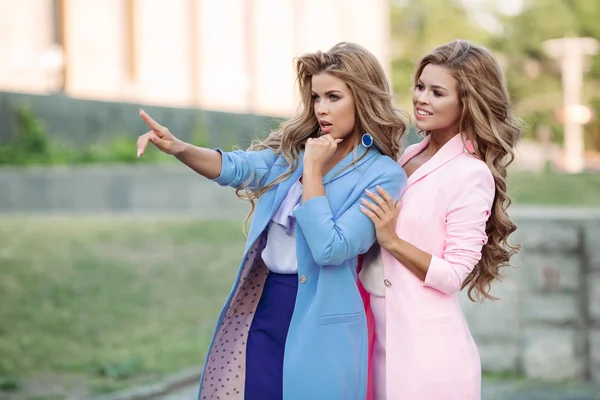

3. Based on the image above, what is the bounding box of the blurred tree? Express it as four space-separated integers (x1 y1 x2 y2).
486 0 600 149
390 0 600 151
390 0 491 109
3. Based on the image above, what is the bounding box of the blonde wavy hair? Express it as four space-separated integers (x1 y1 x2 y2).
237 42 408 231
414 40 521 302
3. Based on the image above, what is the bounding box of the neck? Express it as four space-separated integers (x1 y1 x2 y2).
335 135 357 159
427 129 459 156
321 134 357 174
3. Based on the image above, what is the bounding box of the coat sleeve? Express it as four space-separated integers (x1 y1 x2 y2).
294 167 407 266
423 165 495 295
212 148 279 190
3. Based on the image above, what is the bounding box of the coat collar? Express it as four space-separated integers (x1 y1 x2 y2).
400 133 474 190
272 143 379 211
322 142 379 184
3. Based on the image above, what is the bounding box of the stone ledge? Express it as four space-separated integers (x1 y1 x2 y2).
520 293 580 325
591 329 600 384
92 366 203 400
511 206 600 221
522 327 585 382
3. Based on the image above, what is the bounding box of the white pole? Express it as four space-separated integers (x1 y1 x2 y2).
543 37 599 173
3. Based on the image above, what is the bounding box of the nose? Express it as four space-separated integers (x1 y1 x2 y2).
315 101 329 116
415 90 429 105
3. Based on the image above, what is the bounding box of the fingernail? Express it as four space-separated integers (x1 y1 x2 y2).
137 149 142 158
151 135 158 141
365 189 372 194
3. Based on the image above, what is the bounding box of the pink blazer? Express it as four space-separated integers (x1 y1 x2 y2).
375 133 495 399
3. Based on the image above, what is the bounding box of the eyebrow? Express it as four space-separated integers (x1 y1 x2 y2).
418 80 449 93
311 90 344 95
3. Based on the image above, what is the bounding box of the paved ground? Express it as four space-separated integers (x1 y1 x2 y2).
156 379 600 400
155 385 197 400
481 379 600 400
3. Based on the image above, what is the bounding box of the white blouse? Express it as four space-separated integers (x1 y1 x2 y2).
261 180 303 274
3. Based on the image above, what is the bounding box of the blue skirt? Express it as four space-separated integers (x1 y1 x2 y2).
245 271 298 400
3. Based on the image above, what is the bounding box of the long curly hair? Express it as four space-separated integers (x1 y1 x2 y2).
414 40 521 302
237 42 408 231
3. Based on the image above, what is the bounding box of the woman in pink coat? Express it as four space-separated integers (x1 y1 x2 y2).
359 40 521 399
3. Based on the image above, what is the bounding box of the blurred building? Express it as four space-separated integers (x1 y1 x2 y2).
0 0 391 117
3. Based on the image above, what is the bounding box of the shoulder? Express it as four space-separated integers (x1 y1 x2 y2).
454 153 493 184
366 152 406 180
361 153 407 199
444 154 495 204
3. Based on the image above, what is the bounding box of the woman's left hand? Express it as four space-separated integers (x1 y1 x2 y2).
360 186 401 249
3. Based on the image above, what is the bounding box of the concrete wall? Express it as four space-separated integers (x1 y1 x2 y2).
0 164 244 219
461 208 600 383
2 164 599 384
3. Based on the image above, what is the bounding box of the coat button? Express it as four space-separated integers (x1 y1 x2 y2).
384 279 392 288
299 275 307 284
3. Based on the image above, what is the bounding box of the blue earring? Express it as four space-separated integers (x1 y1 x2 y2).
361 133 374 148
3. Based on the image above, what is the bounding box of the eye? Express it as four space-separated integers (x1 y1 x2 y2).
329 94 340 101
312 94 320 102
433 90 442 97
415 83 424 91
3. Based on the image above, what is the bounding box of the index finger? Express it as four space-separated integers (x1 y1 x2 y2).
376 185 394 206
139 109 163 131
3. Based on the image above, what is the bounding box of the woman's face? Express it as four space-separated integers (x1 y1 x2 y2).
311 73 356 140
412 64 461 136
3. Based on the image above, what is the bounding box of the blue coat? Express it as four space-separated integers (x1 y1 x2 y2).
197 144 406 400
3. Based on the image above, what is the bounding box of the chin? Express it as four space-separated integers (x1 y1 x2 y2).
414 121 428 131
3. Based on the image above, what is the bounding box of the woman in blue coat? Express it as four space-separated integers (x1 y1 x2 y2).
136 42 407 400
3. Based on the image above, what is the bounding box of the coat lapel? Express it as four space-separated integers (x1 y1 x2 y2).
270 144 378 218
323 144 379 184
402 134 468 191
399 136 430 166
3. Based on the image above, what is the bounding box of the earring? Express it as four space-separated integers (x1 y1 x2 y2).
361 133 374 148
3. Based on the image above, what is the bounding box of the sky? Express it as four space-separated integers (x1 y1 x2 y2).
393 0 525 33
460 0 525 33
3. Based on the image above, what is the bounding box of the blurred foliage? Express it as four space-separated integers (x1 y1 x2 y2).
0 106 215 166
390 0 600 151
0 377 20 391
0 107 168 166
390 0 490 101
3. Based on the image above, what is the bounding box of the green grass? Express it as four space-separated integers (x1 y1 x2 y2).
0 217 246 398
509 171 600 206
